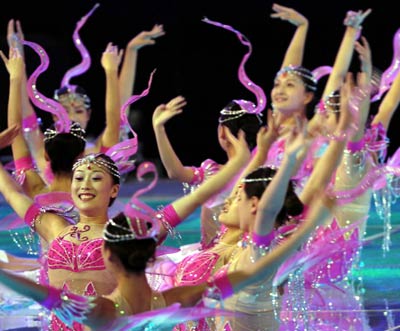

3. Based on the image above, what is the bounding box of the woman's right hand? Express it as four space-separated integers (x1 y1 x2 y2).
152 95 187 128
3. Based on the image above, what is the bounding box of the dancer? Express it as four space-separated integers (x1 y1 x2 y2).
0 179 334 331
6 11 164 180
0 118 251 330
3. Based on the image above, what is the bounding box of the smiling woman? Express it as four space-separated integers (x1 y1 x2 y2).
0 152 121 330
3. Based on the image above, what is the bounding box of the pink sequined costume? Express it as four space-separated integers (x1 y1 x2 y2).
47 222 117 330
278 218 371 331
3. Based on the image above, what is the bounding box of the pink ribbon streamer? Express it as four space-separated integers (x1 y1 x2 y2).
106 69 156 174
311 65 332 81
60 3 100 89
371 27 400 102
23 40 71 133
202 17 266 114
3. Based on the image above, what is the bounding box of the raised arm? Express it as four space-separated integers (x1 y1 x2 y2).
322 9 371 101
0 47 47 197
157 128 251 239
300 73 354 206
0 157 67 242
7 19 47 175
119 24 165 105
254 118 310 235
372 65 400 130
165 190 333 307
271 3 309 68
152 95 196 182
95 43 123 152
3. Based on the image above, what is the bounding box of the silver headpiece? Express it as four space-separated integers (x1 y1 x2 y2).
44 122 86 142
72 153 120 179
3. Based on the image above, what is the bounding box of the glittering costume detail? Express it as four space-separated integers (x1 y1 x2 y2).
213 233 279 331
46 224 116 331
277 219 372 331
48 238 105 272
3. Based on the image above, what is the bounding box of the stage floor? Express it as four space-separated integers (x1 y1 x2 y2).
0 178 399 330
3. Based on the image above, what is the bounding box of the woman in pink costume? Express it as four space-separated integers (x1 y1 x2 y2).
276 30 400 330
267 8 371 189
0 178 335 331
0 117 251 330
6 6 164 182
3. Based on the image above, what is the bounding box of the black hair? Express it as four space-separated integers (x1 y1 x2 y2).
103 212 157 274
243 166 304 227
45 123 86 176
219 101 263 150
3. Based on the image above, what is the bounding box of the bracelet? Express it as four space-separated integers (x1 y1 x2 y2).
206 268 234 300
14 156 35 172
252 231 276 248
22 113 42 132
346 138 365 153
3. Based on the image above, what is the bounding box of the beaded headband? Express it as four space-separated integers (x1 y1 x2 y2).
275 65 317 91
103 215 159 243
219 107 263 124
241 176 273 183
72 153 120 179
44 122 87 142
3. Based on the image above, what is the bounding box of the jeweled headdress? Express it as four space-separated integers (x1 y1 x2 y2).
275 65 317 92
72 153 120 179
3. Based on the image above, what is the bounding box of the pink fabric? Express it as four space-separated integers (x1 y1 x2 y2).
346 138 365 152
22 113 39 130
252 231 276 247
163 204 182 228
14 156 35 172
175 251 220 286
211 268 233 299
48 237 105 272
24 203 42 228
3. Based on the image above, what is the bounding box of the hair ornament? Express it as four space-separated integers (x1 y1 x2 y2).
202 17 266 116
276 65 317 91
241 177 273 184
44 122 86 142
72 153 120 179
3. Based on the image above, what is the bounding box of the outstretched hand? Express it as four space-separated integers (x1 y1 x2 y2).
127 24 165 51
7 19 25 58
271 3 308 27
101 42 124 72
152 96 187 128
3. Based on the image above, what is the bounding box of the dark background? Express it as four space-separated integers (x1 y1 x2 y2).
0 0 398 177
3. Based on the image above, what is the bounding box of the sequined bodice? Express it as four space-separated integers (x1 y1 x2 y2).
48 237 105 272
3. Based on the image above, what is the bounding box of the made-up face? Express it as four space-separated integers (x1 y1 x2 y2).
71 162 119 216
271 73 313 117
218 185 255 232
55 93 91 130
